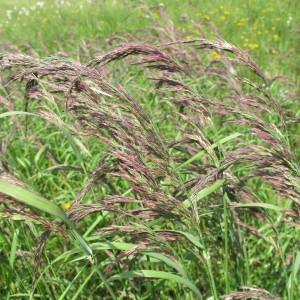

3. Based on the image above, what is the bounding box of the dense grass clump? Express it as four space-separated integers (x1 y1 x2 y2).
0 1 299 299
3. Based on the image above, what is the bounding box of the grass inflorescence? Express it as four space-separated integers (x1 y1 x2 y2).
0 1 299 299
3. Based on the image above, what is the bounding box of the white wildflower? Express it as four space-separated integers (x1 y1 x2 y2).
6 10 12 20
36 1 45 8
287 16 293 25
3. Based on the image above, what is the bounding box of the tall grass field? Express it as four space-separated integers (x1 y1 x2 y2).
0 0 299 299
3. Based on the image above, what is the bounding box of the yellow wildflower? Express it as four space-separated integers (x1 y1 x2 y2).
211 51 221 59
271 49 278 55
219 15 226 21
248 43 259 49
236 19 246 26
152 12 160 19
251 22 258 30
204 15 210 20
62 202 72 210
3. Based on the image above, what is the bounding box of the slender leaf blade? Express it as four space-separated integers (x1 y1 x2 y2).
0 180 92 257
108 270 202 299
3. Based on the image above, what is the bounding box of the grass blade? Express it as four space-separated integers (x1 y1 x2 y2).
177 133 242 170
58 264 88 300
0 180 92 257
0 111 84 167
183 179 225 209
108 270 202 299
144 252 188 278
9 228 19 269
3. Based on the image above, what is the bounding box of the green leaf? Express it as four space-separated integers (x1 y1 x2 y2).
69 269 96 300
229 202 284 212
0 180 92 257
177 132 242 170
163 230 203 249
58 264 88 300
108 270 202 299
34 143 48 165
183 179 225 209
143 252 188 278
9 228 19 269
89 241 136 251
292 251 300 281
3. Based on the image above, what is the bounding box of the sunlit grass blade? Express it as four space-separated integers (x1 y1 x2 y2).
177 132 243 170
0 180 92 257
229 202 284 212
144 252 188 278
183 179 225 209
9 228 19 269
108 270 202 299
162 230 203 249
